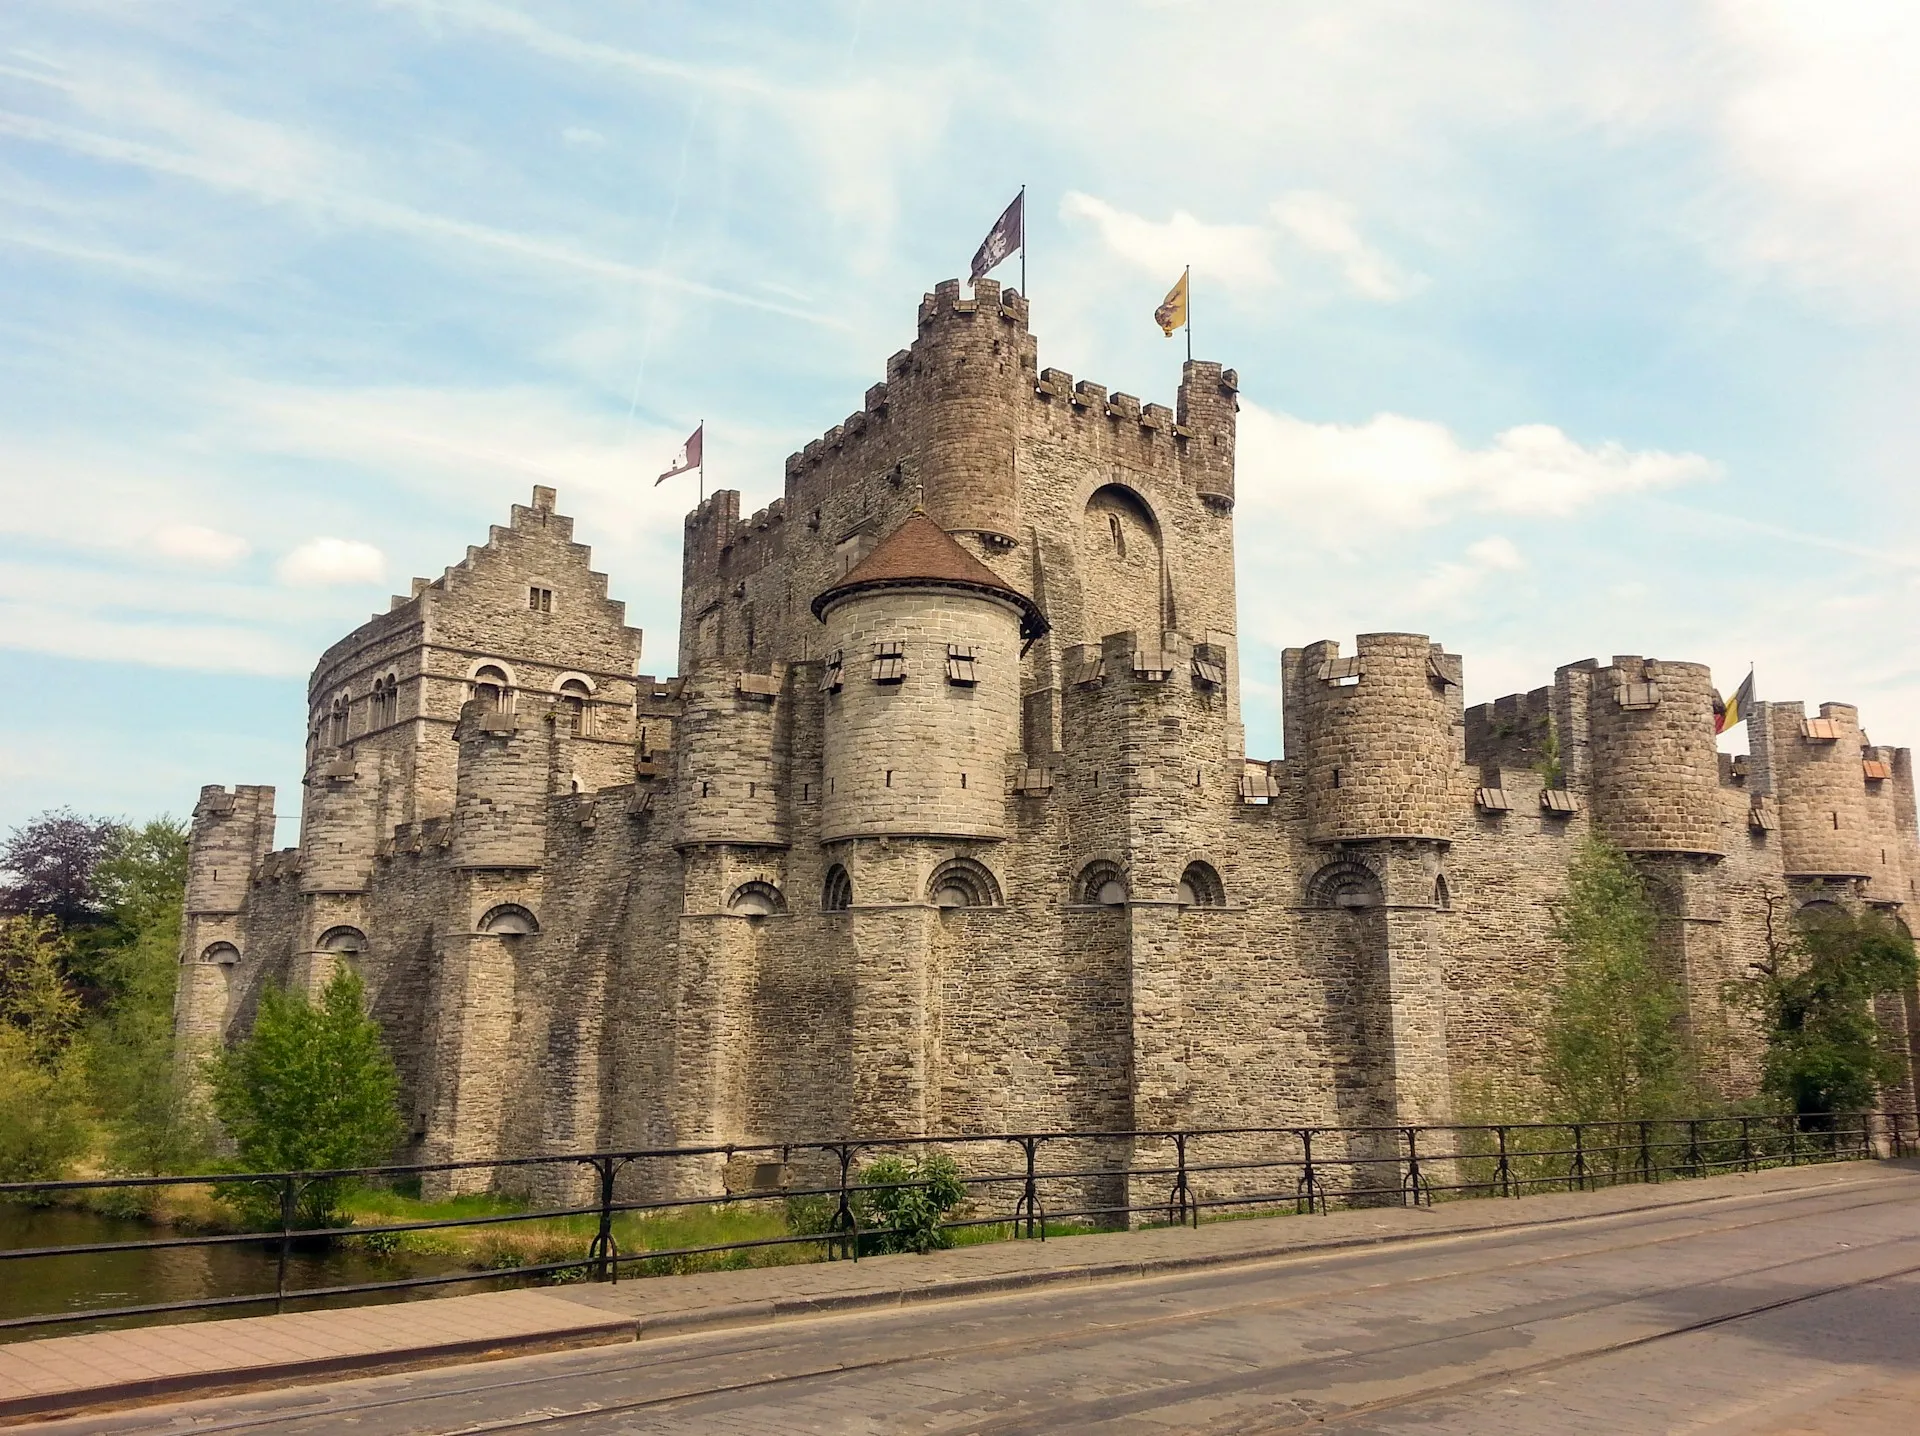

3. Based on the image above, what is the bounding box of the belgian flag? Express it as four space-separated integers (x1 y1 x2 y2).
1714 669 1755 734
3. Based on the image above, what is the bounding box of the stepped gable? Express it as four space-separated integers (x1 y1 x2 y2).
810 509 1048 640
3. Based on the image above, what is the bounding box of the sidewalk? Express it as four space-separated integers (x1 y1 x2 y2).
4 1160 1915 1423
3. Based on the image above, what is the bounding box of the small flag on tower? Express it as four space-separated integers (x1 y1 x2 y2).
970 190 1024 282
1155 267 1189 337
1715 669 1755 734
656 423 703 485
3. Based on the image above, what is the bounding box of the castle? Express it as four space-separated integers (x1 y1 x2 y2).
175 277 1920 1195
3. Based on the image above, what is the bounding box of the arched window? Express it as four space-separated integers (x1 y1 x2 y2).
728 881 786 917
472 664 511 712
328 694 349 745
822 864 853 912
928 858 1002 909
1077 860 1128 907
199 941 240 965
1177 861 1225 908
1433 875 1451 911
477 903 539 936
558 678 592 737
317 926 367 954
1306 859 1384 910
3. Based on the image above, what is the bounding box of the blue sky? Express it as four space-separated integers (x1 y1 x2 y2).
4 1 1918 845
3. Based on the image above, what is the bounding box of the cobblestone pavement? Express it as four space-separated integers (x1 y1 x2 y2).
20 1168 1920 1434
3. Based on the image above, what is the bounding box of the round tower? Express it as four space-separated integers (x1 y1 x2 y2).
1585 657 1724 855
911 277 1031 544
1767 701 1874 879
299 750 383 893
447 699 551 871
1292 632 1461 845
1175 360 1238 509
672 659 790 849
811 511 1044 843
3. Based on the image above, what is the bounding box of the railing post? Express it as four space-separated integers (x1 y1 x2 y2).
829 1144 860 1261
1741 1116 1753 1172
586 1157 619 1283
1165 1132 1195 1229
1495 1126 1512 1198
1639 1120 1653 1183
1296 1129 1324 1214
1687 1119 1702 1175
275 1175 296 1315
1010 1136 1045 1240
1401 1127 1428 1207
1570 1124 1587 1192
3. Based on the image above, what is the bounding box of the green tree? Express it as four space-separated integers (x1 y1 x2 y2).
1542 839 1692 1125
1744 903 1917 1122
87 819 206 1175
206 969 404 1228
0 917 92 1181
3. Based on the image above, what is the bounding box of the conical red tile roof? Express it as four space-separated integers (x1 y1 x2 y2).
811 510 1047 640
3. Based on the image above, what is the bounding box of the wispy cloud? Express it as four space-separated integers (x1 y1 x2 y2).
277 538 385 588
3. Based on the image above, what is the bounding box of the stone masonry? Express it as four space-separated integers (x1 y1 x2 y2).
175 277 1920 1202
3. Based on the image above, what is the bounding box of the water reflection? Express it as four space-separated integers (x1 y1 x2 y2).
0 1204 510 1342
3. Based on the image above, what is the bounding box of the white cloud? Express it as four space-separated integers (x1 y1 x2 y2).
1237 403 1721 538
277 537 386 587
1271 191 1425 301
560 125 605 147
152 522 248 566
1710 0 1920 301
1415 534 1525 605
1061 192 1274 285
1063 190 1420 302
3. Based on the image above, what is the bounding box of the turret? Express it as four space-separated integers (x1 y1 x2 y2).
1753 701 1874 879
184 785 275 915
1176 360 1238 508
448 699 553 871
299 748 384 893
672 658 791 849
912 278 1033 543
1284 632 1463 844
812 510 1044 843
1584 657 1724 856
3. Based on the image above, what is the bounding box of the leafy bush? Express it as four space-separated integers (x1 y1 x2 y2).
206 968 403 1229
853 1152 967 1255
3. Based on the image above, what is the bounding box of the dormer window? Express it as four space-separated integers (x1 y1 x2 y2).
528 586 553 614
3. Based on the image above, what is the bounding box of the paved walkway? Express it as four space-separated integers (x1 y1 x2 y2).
2 1161 1912 1422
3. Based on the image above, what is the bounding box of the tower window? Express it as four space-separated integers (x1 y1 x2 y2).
872 640 906 683
1108 512 1126 558
559 678 592 736
528 587 553 613
946 645 978 686
822 865 853 912
473 665 510 712
820 650 844 693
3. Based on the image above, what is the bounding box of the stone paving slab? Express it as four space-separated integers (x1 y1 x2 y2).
2 1160 1913 1423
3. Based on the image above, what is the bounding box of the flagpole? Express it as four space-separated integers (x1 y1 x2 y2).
1184 265 1192 363
1019 184 1027 296
698 419 705 504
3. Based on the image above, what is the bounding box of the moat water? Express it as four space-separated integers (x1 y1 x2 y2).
0 1204 502 1342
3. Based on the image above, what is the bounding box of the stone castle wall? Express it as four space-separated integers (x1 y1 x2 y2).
176 279 1920 1209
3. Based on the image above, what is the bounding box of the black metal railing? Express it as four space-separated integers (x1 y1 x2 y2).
1 1110 1910 1338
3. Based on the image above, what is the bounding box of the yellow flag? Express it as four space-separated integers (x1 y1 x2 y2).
1155 268 1188 336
